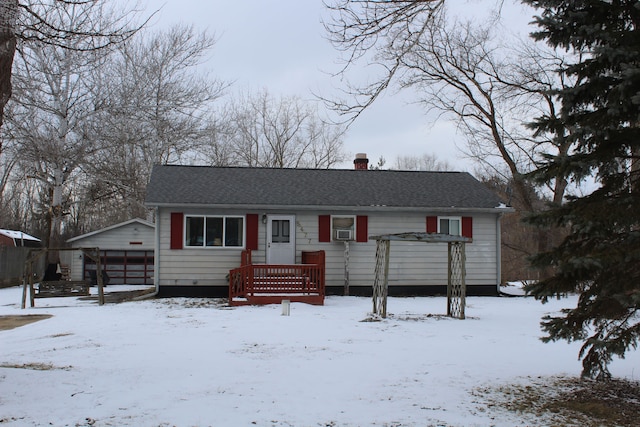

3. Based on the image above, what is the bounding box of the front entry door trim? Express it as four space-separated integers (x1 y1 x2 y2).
266 215 296 264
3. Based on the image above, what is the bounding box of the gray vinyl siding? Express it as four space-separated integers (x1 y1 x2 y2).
157 208 247 287
298 212 497 288
156 208 499 290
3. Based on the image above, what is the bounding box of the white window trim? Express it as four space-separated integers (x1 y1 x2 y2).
437 216 462 236
184 214 246 249
331 215 356 242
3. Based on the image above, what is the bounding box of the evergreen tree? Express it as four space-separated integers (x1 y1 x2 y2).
522 0 640 380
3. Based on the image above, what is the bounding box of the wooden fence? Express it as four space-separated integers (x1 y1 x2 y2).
0 246 43 287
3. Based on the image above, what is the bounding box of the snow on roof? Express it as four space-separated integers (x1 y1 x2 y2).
0 229 40 242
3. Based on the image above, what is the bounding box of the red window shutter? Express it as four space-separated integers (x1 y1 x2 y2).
426 216 437 233
318 215 331 242
462 216 473 239
170 212 184 249
246 214 259 250
356 215 368 242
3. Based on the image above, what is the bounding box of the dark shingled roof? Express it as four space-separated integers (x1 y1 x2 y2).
145 165 504 210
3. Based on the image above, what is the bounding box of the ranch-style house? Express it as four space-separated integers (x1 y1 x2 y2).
144 154 511 301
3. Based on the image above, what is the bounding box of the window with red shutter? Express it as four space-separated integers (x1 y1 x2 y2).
356 216 368 242
428 215 472 240
426 216 437 233
462 216 473 239
318 215 331 242
246 214 259 250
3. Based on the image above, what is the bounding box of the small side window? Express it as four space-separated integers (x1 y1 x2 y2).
438 217 461 236
332 216 355 241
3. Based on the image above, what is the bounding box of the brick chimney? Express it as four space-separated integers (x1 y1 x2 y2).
353 153 369 170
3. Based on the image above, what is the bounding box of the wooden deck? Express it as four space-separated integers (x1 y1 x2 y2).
229 250 325 306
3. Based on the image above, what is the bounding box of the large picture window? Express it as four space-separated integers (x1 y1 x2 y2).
185 215 244 248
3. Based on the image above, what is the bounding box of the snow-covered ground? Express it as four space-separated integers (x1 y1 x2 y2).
1 286 638 427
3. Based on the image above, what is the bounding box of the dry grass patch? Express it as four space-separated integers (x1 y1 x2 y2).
156 297 229 309
0 314 52 331
475 376 640 426
79 287 156 303
0 362 72 371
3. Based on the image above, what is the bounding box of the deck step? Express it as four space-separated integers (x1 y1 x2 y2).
231 294 324 306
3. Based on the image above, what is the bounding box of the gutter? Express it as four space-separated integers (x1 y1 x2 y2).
145 202 512 215
133 207 160 300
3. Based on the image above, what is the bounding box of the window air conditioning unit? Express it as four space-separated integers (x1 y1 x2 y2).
335 229 353 241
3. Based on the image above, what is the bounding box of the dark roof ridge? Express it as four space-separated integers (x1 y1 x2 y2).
154 164 467 175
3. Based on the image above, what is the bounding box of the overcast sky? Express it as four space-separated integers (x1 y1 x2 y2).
154 0 535 171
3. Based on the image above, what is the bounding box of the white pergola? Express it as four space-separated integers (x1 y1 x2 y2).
369 232 471 319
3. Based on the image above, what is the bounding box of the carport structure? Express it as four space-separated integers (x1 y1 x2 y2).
370 232 471 319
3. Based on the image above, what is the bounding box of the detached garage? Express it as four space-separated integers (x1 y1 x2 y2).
66 218 155 285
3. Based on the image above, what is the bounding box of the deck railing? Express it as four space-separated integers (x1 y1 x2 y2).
229 250 325 305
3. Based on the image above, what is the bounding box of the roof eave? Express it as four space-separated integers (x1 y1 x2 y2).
67 218 155 243
145 202 513 214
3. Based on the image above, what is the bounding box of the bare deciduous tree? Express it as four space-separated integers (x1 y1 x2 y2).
324 1 580 278
323 0 444 121
82 24 228 226
7 34 106 257
326 2 573 209
393 153 451 171
0 0 147 133
1 21 230 239
220 90 346 169
406 14 573 210
0 0 148 263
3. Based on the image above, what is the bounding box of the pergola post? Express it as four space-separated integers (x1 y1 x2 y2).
447 241 466 319
372 239 390 318
343 240 350 296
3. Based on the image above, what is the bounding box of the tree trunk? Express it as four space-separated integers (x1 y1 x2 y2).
0 0 18 132
47 167 64 264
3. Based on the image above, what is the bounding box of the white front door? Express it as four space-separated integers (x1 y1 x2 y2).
266 215 295 264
